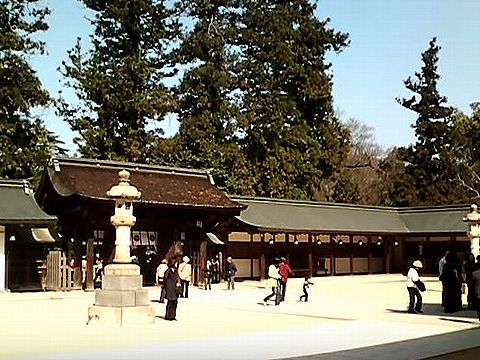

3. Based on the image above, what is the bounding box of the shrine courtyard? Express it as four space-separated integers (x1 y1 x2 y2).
0 274 478 360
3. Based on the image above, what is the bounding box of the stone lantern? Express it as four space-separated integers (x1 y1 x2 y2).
88 169 154 325
106 169 141 263
463 204 480 259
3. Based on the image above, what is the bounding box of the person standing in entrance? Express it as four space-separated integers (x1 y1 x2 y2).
212 256 220 283
164 258 180 321
226 256 237 290
156 258 168 303
406 260 423 314
279 257 292 302
178 256 192 298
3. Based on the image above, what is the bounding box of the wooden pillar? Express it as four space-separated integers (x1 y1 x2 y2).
250 233 254 278
73 225 85 288
308 234 313 276
329 234 335 276
85 237 94 291
367 235 372 274
260 233 266 280
349 235 354 275
199 240 207 286
384 237 391 274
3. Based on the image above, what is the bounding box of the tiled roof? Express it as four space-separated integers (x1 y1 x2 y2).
232 196 471 234
42 157 245 210
0 180 56 224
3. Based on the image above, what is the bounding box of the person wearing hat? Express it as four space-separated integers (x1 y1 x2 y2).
178 256 192 298
406 260 424 314
156 258 169 303
263 258 281 305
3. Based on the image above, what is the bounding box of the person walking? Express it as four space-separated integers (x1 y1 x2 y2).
178 256 192 298
164 258 180 321
299 276 314 302
406 260 424 314
278 257 293 302
156 258 168 303
204 258 213 290
471 263 480 322
263 259 281 305
226 256 237 290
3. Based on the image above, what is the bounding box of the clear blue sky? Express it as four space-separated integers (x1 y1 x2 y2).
31 0 480 153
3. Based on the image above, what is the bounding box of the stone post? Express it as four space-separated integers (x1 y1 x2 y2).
463 204 480 259
88 170 155 325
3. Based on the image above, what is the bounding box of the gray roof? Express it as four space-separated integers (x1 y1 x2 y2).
0 180 56 224
232 197 471 235
399 206 471 234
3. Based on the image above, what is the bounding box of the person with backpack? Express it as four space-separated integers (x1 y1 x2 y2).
406 260 424 314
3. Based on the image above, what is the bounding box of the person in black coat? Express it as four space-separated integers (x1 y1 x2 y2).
472 265 480 321
164 258 180 321
440 252 463 313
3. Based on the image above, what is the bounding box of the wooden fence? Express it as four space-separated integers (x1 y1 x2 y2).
46 251 82 291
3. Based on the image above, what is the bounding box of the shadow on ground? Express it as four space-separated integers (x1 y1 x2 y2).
386 303 478 320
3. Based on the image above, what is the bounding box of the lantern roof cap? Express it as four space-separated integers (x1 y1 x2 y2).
106 169 141 200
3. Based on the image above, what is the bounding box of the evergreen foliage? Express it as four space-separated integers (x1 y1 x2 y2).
0 0 62 181
390 38 466 206
151 0 244 191
235 0 350 199
58 0 181 162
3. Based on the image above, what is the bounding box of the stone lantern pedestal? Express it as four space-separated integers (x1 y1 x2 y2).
88 170 155 325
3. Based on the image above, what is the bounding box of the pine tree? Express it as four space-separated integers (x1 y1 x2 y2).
151 0 245 191
395 38 465 205
58 0 181 162
0 0 62 181
235 0 350 199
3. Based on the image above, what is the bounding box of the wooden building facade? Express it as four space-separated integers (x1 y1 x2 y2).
0 180 58 291
35 157 245 288
222 197 472 279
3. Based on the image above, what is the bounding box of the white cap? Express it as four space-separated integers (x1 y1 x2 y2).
413 260 423 268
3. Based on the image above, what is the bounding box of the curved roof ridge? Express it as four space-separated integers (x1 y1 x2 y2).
51 157 209 178
231 195 400 212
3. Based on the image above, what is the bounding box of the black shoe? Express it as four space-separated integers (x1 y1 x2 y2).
416 310 423 314
407 310 416 314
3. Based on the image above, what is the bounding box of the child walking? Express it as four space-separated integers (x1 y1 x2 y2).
299 276 314 302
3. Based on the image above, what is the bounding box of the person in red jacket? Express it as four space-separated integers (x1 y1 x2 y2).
278 257 293 302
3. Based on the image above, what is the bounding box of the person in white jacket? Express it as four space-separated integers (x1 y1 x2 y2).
406 260 423 314
178 256 192 298
156 258 168 303
263 258 281 305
